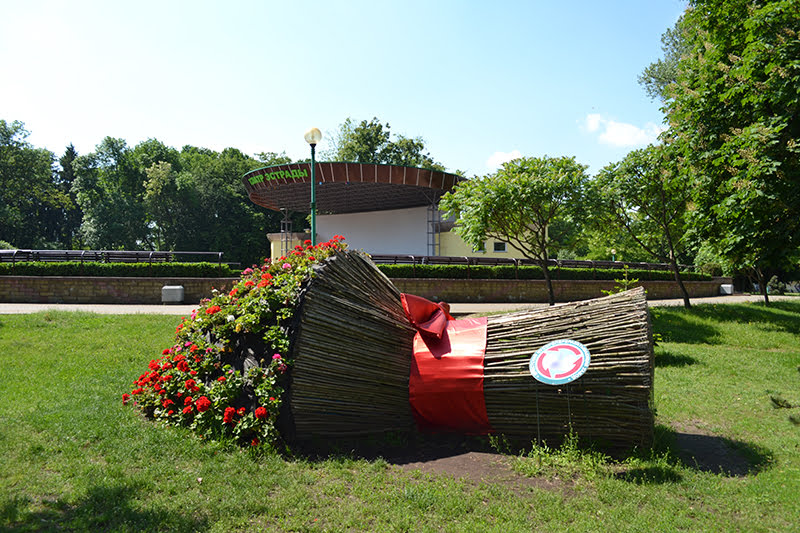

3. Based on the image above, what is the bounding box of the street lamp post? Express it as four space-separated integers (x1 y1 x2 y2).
304 127 322 246
611 248 617 262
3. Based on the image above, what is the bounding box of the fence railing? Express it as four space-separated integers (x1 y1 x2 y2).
370 254 695 276
0 249 228 269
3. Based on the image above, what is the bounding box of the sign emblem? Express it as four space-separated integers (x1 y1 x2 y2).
529 339 591 385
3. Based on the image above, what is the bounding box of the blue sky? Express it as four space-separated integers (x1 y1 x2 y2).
0 0 686 176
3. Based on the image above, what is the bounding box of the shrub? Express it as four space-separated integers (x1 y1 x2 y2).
0 261 234 277
376 264 711 282
125 236 348 450
768 275 786 295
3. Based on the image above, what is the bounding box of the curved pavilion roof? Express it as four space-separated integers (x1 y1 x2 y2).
242 162 464 214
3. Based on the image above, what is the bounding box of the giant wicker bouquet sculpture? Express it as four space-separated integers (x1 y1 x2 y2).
127 241 655 451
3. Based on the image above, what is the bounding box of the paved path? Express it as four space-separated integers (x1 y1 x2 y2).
0 294 795 315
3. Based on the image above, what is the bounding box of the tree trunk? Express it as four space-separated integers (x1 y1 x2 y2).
541 261 555 306
756 267 770 306
669 257 691 309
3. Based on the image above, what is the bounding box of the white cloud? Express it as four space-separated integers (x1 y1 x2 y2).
486 149 522 169
583 114 665 147
585 113 604 133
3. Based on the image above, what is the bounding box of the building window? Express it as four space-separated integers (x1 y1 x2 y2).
473 241 486 253
493 241 507 253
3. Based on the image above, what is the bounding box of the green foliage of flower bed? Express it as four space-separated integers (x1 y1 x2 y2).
377 263 712 281
0 261 235 277
124 237 347 450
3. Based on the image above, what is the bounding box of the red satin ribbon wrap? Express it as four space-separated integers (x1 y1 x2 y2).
401 294 492 434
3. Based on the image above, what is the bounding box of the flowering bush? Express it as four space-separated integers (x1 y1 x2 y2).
125 236 347 450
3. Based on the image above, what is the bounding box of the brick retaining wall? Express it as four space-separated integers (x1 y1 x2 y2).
0 276 725 304
0 276 238 304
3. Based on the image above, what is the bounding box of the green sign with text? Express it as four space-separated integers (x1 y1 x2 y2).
248 168 309 185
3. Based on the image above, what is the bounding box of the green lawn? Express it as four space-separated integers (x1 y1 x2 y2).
1 303 799 532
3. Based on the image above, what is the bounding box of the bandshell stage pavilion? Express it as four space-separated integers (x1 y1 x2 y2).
242 162 523 260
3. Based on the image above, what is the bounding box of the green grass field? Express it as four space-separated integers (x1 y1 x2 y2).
1 303 799 532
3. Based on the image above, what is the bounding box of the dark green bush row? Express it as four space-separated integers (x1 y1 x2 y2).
377 264 712 281
0 261 235 277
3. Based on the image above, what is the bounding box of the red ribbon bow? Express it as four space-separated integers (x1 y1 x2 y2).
400 293 492 434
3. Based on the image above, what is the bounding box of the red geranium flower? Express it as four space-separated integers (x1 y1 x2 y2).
254 406 268 420
251 438 259 447
206 305 221 315
182 406 193 415
237 407 246 416
244 280 255 288
122 393 130 405
195 396 212 413
184 396 193 406
223 407 236 424
217 376 226 383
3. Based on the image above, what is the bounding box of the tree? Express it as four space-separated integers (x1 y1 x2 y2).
256 151 292 166
72 137 151 249
0 119 66 248
324 117 446 171
663 0 800 304
56 144 83 248
638 16 691 101
440 156 590 305
594 144 694 308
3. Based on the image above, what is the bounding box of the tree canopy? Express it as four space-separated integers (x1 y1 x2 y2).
661 0 800 303
324 117 446 171
0 120 68 249
594 144 694 307
440 155 590 305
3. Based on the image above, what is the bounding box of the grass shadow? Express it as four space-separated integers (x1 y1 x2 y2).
677 435 771 476
614 424 773 484
650 300 800 345
1 482 207 532
654 349 700 368
650 309 720 345
294 431 498 465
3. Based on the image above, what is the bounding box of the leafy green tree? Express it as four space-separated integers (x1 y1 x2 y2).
663 0 800 304
0 119 67 248
256 151 292 165
440 155 590 305
638 16 691 102
324 117 445 171
56 144 83 248
72 137 150 249
594 144 694 308
172 146 275 266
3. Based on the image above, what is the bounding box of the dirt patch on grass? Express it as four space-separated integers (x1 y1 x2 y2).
393 451 566 493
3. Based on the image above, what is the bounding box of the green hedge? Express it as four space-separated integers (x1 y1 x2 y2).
377 264 712 281
0 261 235 278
